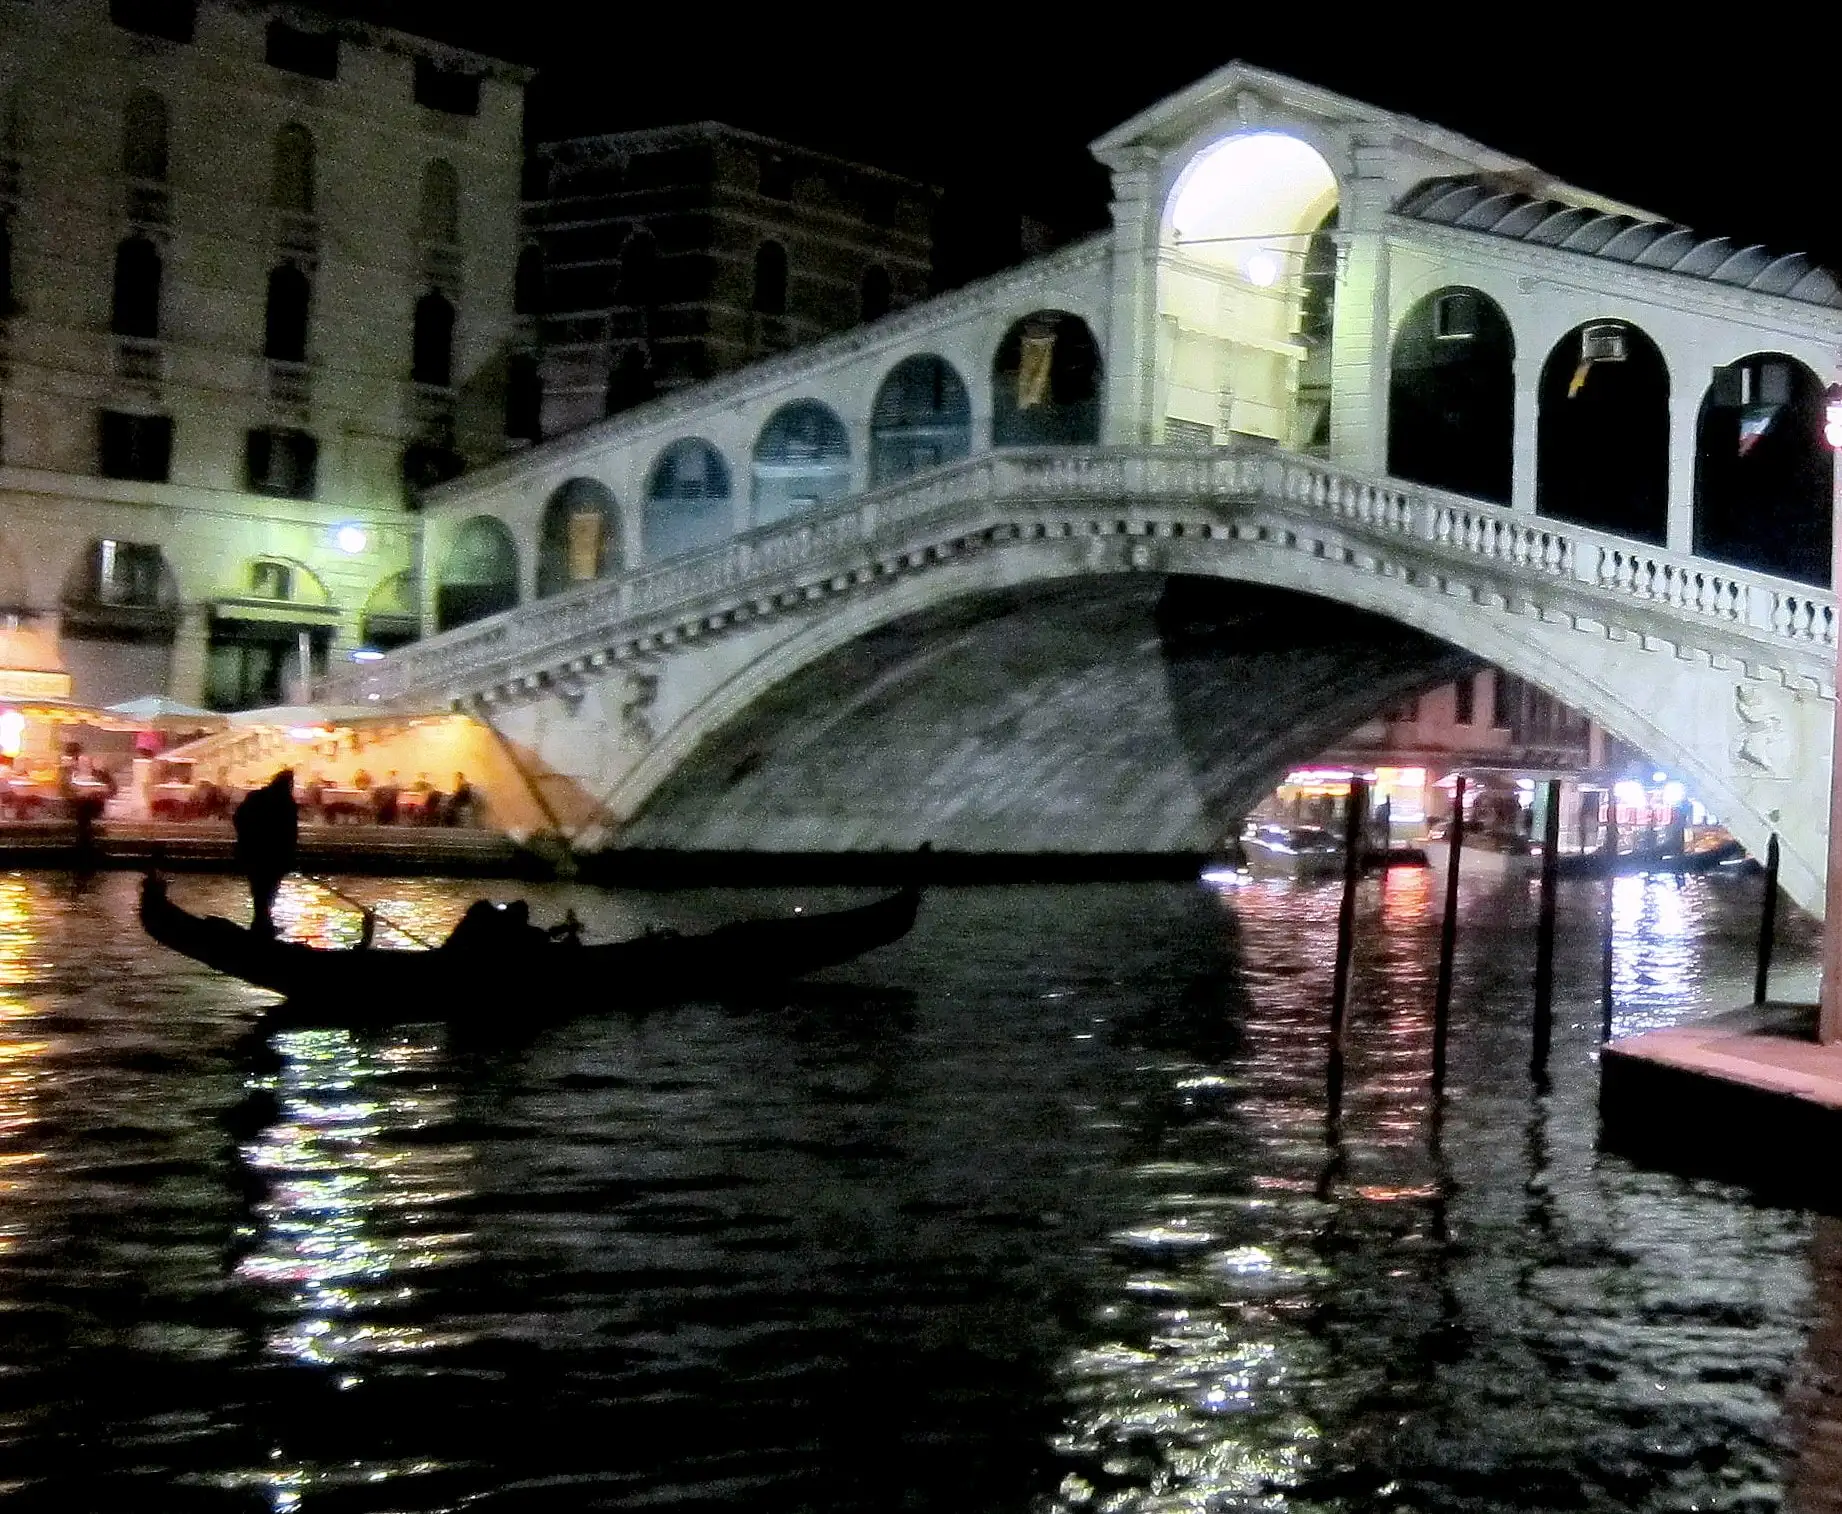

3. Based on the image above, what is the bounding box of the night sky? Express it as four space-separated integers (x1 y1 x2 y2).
342 7 1837 289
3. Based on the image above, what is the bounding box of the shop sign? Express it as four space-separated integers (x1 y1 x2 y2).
0 669 72 700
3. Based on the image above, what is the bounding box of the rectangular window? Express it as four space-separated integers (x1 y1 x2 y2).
1432 291 1479 340
414 57 480 116
110 0 194 42
245 427 318 499
1492 672 1517 730
95 540 166 606
98 409 173 482
1454 675 1475 725
266 21 338 80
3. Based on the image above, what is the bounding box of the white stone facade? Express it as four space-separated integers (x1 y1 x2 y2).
0 0 527 707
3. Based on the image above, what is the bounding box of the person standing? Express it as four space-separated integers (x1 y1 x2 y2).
234 769 299 937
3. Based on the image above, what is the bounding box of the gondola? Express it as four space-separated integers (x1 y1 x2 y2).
140 873 920 1024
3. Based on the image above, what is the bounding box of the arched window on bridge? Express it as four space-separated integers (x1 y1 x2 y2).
1157 131 1338 449
1695 353 1832 586
643 438 732 562
752 400 850 525
991 311 1102 447
869 354 970 487
1537 320 1669 544
436 515 518 631
1387 286 1514 503
538 477 621 597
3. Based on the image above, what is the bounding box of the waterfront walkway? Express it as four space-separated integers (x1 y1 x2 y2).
0 820 520 876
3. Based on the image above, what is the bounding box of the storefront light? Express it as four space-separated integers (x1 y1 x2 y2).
1244 251 1280 287
335 525 368 555
0 709 22 758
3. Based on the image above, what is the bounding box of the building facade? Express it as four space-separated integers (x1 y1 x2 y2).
0 0 527 709
524 123 937 440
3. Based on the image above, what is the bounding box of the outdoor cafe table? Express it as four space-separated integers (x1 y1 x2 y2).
319 787 370 824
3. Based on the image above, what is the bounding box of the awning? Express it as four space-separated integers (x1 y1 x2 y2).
225 703 445 728
211 599 341 628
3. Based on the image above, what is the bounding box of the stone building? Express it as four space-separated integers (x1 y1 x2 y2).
523 122 937 440
0 0 528 709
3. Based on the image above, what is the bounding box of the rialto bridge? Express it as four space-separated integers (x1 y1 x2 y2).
321 64 1842 912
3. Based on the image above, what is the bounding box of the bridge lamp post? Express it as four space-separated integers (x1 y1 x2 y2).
1822 384 1842 1042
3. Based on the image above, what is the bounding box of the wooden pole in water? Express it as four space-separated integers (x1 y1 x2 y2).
1599 872 1616 1044
1328 776 1369 1116
1531 777 1563 1079
1754 833 1781 1007
1431 775 1466 1093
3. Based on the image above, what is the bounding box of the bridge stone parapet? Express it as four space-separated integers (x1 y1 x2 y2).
324 442 1840 913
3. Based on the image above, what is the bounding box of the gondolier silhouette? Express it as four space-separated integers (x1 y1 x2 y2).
234 770 298 937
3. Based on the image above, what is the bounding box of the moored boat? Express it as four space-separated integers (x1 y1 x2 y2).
140 873 920 1023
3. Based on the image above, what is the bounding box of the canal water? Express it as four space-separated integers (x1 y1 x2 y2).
0 865 1835 1511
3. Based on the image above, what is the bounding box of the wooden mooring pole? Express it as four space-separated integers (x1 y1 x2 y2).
1327 777 1369 1119
1431 775 1466 1094
1599 872 1616 1044
1531 778 1563 1081
1754 833 1781 1007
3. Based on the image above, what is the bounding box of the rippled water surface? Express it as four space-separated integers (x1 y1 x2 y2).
0 866 1836 1511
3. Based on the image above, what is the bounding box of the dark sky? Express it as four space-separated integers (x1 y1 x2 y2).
348 6 1837 285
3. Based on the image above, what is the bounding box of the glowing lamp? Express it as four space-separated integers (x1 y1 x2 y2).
349 648 385 663
1613 780 1648 808
1662 781 1686 807
335 524 368 555
0 708 23 758
1244 251 1280 288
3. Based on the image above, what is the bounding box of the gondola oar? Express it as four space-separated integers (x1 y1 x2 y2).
302 874 440 950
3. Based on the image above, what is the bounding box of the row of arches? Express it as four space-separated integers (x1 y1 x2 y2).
1387 287 1833 585
434 311 1106 629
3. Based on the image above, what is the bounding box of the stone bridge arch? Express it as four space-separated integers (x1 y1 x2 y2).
572 538 1824 905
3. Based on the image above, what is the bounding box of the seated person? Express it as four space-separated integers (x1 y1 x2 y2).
445 773 474 827
441 899 551 954
372 771 401 825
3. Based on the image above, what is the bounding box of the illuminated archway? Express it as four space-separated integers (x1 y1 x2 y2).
992 311 1102 447
643 439 732 562
1157 132 1338 449
436 516 518 631
752 401 850 524
538 477 620 597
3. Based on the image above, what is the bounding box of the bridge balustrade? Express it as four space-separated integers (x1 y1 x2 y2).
324 445 1839 711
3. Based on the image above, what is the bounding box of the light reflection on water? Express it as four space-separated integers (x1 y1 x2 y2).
0 866 1830 1512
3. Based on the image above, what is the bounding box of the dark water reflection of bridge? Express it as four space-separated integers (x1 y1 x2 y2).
0 868 1835 1510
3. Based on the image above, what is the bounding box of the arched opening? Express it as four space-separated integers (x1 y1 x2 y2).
752 241 787 316
272 122 314 214
514 245 543 315
752 400 850 524
1537 321 1670 543
1387 286 1515 502
643 439 732 562
111 236 161 338
412 290 455 386
538 477 620 597
437 516 518 630
418 159 458 246
1695 353 1832 586
992 311 1102 447
122 89 168 181
869 354 970 487
264 263 310 362
861 264 891 322
1157 132 1339 448
360 571 419 652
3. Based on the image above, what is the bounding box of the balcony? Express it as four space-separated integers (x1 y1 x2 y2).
266 358 310 419
275 210 319 260
422 240 463 289
114 336 164 388
125 179 171 229
412 381 455 432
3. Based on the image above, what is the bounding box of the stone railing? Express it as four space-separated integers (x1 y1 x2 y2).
321 445 1838 708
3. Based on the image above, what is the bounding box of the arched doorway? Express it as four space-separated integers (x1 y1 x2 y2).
437 516 518 630
1157 132 1338 448
752 400 850 524
643 439 732 561
992 311 1102 447
1537 321 1670 543
1695 353 1831 585
1387 286 1515 503
538 477 620 597
869 355 970 487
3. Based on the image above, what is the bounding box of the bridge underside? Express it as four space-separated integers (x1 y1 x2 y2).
619 576 1471 853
